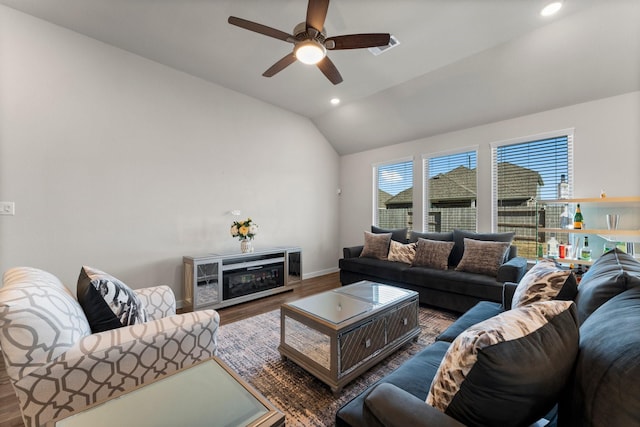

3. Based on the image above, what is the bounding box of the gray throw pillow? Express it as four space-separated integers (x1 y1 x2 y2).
371 226 409 243
412 238 455 270
360 231 392 260
455 238 510 277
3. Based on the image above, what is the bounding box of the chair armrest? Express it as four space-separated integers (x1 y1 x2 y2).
363 383 465 427
13 310 219 427
496 256 527 283
502 282 519 310
343 245 364 258
135 285 176 320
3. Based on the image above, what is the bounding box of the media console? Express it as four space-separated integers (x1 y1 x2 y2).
183 247 302 310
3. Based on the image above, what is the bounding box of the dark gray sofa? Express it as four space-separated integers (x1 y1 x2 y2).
339 228 528 313
336 249 640 427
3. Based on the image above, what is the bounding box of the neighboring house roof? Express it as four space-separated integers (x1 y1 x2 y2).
384 163 543 208
378 189 392 208
385 187 412 208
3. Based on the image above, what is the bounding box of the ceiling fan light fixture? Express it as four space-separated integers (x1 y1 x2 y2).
541 2 562 16
294 40 326 65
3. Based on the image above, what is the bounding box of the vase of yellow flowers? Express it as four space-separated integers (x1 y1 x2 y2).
230 217 258 253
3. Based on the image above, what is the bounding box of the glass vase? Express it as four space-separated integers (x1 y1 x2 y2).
240 239 254 254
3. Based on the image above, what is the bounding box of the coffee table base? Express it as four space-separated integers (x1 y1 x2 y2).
278 282 420 395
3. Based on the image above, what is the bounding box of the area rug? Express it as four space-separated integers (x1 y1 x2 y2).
216 306 457 426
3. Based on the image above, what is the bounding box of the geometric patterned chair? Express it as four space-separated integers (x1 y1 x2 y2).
0 267 220 427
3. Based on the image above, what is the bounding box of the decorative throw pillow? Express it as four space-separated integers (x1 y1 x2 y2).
512 258 578 308
371 226 409 244
426 300 579 427
77 266 148 333
455 238 510 277
387 240 417 264
412 238 455 270
450 229 514 267
360 231 392 260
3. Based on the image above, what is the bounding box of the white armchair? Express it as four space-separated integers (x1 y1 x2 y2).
0 267 219 427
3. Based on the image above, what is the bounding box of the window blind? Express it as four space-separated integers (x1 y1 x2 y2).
423 150 477 232
492 133 573 258
375 160 413 231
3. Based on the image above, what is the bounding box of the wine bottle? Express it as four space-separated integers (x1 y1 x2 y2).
581 236 592 261
557 174 569 199
573 204 583 229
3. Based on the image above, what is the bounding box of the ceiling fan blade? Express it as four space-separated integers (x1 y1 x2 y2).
326 33 391 50
316 56 343 85
228 16 293 42
306 0 330 32
263 53 297 77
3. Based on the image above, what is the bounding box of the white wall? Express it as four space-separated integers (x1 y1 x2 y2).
339 91 640 250
0 6 340 302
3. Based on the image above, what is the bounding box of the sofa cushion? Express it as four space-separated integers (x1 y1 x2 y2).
0 267 92 382
426 300 579 427
77 266 148 333
512 258 578 308
450 229 514 266
360 231 392 260
340 257 411 284
436 301 504 343
561 287 640 427
409 231 453 244
454 238 511 277
371 226 408 243
387 240 417 264
412 238 455 270
574 248 640 324
403 267 504 301
336 340 451 427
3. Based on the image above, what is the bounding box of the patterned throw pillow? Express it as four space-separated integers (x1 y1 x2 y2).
512 258 578 308
455 238 510 277
412 238 455 270
77 266 148 333
426 300 579 427
360 231 392 260
387 240 417 264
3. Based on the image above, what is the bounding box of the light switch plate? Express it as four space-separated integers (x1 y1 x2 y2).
0 201 15 215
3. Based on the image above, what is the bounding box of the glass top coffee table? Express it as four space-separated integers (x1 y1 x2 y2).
50 357 284 427
279 281 419 394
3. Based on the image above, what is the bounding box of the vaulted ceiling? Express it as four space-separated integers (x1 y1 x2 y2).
1 0 638 154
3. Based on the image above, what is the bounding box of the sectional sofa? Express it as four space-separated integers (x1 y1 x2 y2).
336 249 640 427
339 227 528 313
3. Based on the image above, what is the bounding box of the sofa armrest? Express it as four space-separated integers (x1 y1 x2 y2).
502 282 519 310
13 310 219 427
363 383 465 427
496 256 527 283
343 245 364 258
134 285 177 320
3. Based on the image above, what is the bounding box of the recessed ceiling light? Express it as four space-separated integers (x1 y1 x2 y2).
541 2 562 16
330 98 340 105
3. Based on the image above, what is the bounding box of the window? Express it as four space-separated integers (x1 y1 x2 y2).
492 131 574 258
423 150 478 232
375 159 413 231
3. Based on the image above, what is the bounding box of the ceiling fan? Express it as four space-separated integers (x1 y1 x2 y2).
228 0 390 85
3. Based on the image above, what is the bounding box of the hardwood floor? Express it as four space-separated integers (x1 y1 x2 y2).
0 272 340 427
